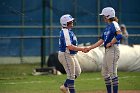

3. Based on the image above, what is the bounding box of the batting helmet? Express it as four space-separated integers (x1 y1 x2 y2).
99 7 115 19
60 14 74 27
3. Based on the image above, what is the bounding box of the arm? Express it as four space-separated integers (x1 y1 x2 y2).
106 30 122 48
67 45 84 51
62 29 84 51
89 39 104 50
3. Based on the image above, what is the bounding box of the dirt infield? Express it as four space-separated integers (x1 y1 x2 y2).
79 90 140 93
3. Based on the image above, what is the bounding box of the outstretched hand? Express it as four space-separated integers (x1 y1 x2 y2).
82 47 91 53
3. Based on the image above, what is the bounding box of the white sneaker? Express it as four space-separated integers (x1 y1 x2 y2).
60 85 70 93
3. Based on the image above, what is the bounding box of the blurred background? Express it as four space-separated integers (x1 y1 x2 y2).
0 0 140 64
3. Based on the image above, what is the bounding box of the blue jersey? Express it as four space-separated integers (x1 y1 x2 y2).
101 21 121 47
59 28 78 54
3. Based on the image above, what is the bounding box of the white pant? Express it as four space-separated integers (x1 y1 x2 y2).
102 45 120 79
58 51 81 80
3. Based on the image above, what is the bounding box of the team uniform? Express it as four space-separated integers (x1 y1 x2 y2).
99 7 122 93
101 21 120 93
58 28 81 80
58 14 81 93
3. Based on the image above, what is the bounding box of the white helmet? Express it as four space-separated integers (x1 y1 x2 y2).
60 14 74 27
99 7 115 19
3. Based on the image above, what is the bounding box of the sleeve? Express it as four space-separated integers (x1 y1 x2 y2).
63 29 71 46
113 22 122 41
113 21 120 32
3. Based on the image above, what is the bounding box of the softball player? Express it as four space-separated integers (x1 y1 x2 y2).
58 14 85 93
87 7 122 93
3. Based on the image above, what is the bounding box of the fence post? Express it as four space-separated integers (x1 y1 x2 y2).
41 0 46 68
20 0 25 63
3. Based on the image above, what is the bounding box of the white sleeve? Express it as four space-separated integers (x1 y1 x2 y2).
113 21 120 31
63 29 71 46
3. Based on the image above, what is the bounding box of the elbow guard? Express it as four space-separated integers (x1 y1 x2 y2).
115 34 122 41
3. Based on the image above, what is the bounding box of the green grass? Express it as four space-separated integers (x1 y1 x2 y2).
0 64 140 93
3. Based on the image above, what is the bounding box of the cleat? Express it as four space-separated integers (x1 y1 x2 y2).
60 85 70 93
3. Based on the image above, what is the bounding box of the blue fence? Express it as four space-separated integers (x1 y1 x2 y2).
0 0 140 57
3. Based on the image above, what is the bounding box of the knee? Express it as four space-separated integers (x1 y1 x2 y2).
110 73 118 79
79 68 81 75
75 69 81 79
68 74 75 80
77 69 81 76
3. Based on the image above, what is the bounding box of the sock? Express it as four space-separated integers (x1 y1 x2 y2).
106 85 112 93
105 77 112 93
112 77 119 93
67 79 75 93
113 85 118 93
64 79 69 87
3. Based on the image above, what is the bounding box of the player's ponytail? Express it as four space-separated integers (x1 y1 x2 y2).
114 17 118 22
109 17 118 22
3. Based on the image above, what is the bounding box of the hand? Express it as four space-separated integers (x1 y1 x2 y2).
106 42 113 48
82 47 90 53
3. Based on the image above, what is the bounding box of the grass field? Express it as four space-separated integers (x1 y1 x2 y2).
0 64 140 93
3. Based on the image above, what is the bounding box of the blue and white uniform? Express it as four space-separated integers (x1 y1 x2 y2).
101 21 120 48
59 28 78 54
101 21 121 93
99 7 122 93
58 28 81 93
